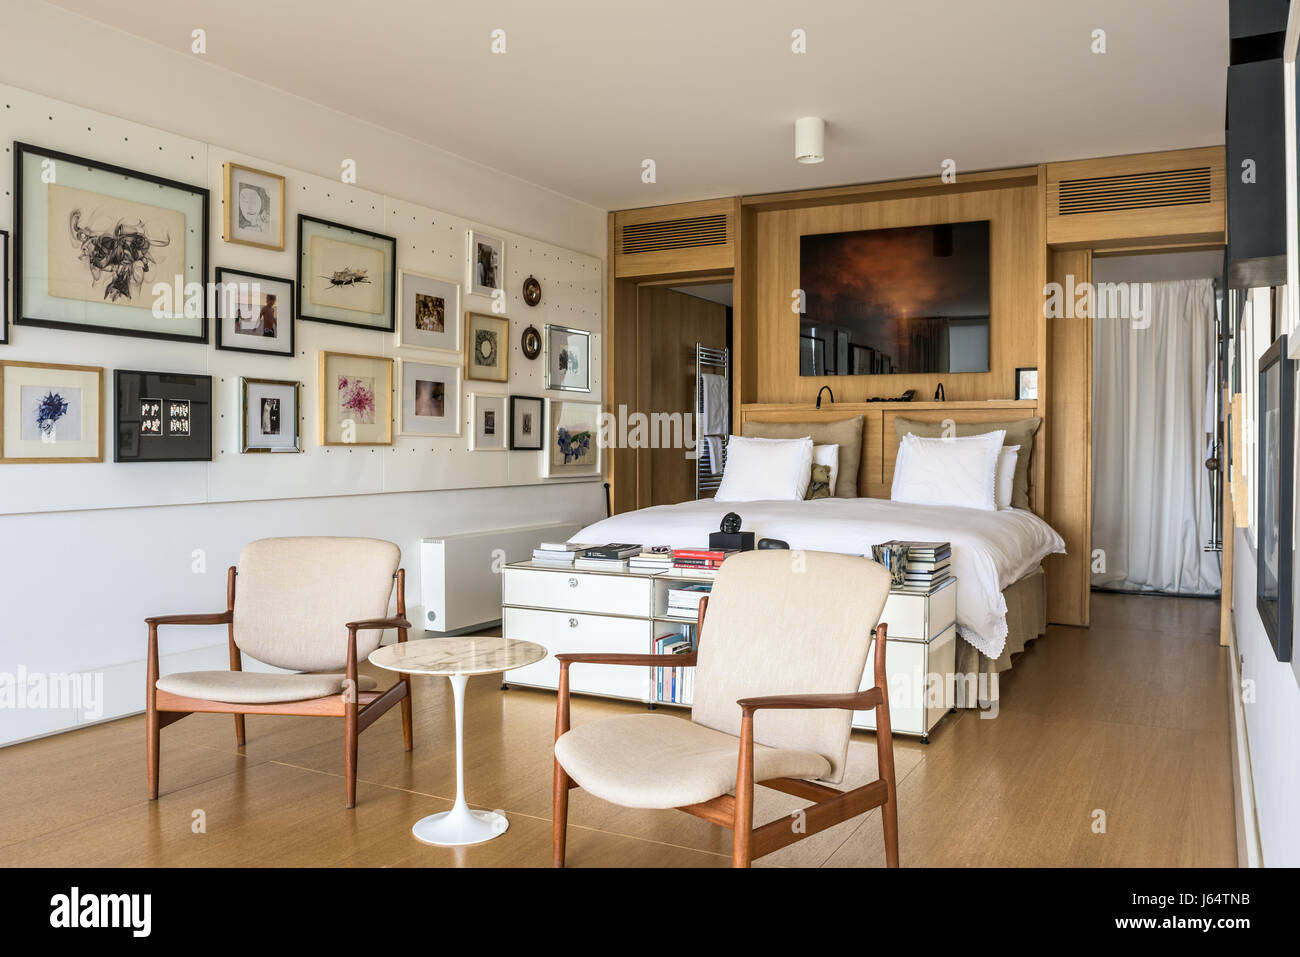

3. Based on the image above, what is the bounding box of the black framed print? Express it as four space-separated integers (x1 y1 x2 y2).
240 377 302 453
1014 366 1038 400
114 370 213 462
1257 335 1294 662
1 229 9 344
297 214 396 332
13 142 209 343
215 267 295 357
509 395 543 450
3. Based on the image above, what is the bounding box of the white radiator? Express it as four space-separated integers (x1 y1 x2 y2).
419 522 582 635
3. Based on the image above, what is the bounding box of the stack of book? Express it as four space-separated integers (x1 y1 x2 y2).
628 547 674 573
531 541 582 565
652 631 695 704
665 582 712 620
670 547 734 576
573 543 641 571
900 541 951 591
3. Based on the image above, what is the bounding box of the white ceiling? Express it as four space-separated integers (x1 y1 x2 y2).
48 0 1228 211
671 283 734 307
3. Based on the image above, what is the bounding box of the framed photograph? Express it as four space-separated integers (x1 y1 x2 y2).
509 395 544 450
0 360 103 463
222 162 285 250
1 229 8 345
465 311 509 382
1257 335 1295 661
399 359 460 436
297 214 396 332
317 350 393 446
214 267 294 357
468 393 507 451
397 270 459 352
545 325 591 392
113 370 212 462
467 230 505 297
240 377 302 453
543 399 601 477
1014 366 1038 401
13 142 209 343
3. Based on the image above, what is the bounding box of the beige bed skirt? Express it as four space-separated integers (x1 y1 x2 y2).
953 566 1046 705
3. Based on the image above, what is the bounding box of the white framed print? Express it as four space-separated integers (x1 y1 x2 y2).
239 377 302 452
223 162 286 250
397 270 459 353
543 398 600 477
468 392 507 451
545 324 592 392
400 360 460 436
215 267 294 357
467 230 505 297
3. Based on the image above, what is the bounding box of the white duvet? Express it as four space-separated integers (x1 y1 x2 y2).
573 498 1066 659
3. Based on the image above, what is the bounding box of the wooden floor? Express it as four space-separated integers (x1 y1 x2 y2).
0 592 1235 867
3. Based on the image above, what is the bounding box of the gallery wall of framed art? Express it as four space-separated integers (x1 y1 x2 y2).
0 79 603 516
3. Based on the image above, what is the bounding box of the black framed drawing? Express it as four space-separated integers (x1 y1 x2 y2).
509 395 544 450
114 370 213 463
214 267 295 357
1015 366 1039 400
1257 334 1294 662
13 142 209 343
1 229 9 344
297 214 396 332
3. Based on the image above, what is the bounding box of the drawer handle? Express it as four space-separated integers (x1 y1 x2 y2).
568 617 579 628
568 577 579 588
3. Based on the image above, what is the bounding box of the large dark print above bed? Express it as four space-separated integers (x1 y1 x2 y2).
799 221 990 376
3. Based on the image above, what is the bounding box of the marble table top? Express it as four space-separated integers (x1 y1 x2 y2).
369 637 547 676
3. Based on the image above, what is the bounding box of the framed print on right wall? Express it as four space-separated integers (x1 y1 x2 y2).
222 162 286 251
545 324 592 392
399 359 460 437
397 270 459 353
542 398 600 477
1 229 8 344
214 267 295 357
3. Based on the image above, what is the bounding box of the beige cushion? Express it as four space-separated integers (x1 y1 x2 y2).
742 416 863 497
233 537 400 672
691 550 892 783
555 713 831 809
893 416 1042 510
155 671 379 704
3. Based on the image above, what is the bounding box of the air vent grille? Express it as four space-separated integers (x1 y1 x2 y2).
1056 167 1213 215
621 214 728 254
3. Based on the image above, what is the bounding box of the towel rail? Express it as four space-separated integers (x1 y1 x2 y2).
696 344 730 500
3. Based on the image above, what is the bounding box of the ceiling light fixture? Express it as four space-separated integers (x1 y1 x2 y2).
795 116 825 164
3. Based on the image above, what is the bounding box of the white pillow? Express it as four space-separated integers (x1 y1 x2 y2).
715 435 814 502
890 430 1006 511
995 446 1020 510
810 443 840 497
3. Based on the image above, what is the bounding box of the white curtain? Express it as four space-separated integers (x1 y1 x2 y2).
1092 278 1221 595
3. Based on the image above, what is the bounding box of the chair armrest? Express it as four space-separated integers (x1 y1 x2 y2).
556 652 697 668
345 616 412 631
736 688 883 713
145 611 233 626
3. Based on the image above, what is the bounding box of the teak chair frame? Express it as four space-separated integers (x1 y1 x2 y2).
145 565 413 808
552 596 900 867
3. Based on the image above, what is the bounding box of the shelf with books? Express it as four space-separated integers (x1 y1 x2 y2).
651 625 695 706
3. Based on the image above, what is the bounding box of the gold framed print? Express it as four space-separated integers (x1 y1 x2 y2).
222 162 286 250
0 360 103 463
317 351 393 446
465 311 509 382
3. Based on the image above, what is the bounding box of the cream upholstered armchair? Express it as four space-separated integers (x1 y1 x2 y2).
145 537 413 808
552 549 899 867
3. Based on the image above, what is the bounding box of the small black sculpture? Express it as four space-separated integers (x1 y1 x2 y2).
757 538 789 550
720 512 742 534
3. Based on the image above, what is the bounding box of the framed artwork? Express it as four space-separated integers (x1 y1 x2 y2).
399 359 460 436
543 399 600 477
545 325 591 392
1257 335 1295 662
113 370 212 463
1014 367 1038 400
1 229 8 345
468 393 507 451
467 230 505 297
297 214 396 332
317 350 393 446
240 377 302 453
397 270 459 352
509 395 544 450
222 162 285 250
465 311 509 382
214 267 295 357
0 360 103 463
13 142 209 343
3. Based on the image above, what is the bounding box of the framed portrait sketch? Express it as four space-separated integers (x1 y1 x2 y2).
13 142 209 343
465 311 509 382
397 270 459 353
399 359 460 437
468 393 507 451
1 229 8 345
543 399 600 478
467 230 505 297
509 395 543 450
240 377 302 453
317 350 393 446
214 267 294 357
297 215 396 332
0 360 103 463
113 370 212 463
222 162 285 250
545 325 592 392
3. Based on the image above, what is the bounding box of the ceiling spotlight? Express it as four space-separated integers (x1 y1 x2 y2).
795 117 825 164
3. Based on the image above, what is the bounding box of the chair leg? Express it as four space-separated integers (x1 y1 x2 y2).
400 675 413 751
344 699 359 809
233 713 246 747
732 711 755 867
146 700 160 801
553 760 569 867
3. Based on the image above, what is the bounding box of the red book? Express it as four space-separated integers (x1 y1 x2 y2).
673 548 728 560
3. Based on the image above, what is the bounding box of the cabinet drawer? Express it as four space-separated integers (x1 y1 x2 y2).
853 623 958 736
502 607 651 700
878 578 956 640
502 567 651 617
